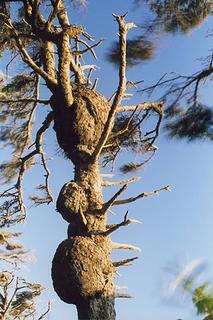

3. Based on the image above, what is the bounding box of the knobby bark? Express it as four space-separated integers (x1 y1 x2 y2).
51 86 117 319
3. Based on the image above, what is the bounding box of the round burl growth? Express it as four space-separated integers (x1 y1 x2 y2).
57 180 103 224
51 236 115 305
51 86 111 164
56 181 88 223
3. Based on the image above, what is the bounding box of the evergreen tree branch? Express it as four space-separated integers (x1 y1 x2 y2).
113 185 171 205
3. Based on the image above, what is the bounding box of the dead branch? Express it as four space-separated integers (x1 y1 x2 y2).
91 14 136 162
113 185 171 205
37 301 51 320
117 101 163 114
46 0 61 30
0 98 49 105
102 184 128 213
141 67 213 108
111 242 141 252
15 112 54 214
76 38 104 59
57 31 74 106
113 293 133 298
50 0 70 28
101 177 140 187
113 257 138 267
103 211 139 235
4 18 57 89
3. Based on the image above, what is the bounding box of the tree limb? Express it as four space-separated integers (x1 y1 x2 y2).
5 18 57 89
91 14 136 162
113 257 138 267
117 101 163 114
113 185 171 205
101 177 140 187
102 184 128 213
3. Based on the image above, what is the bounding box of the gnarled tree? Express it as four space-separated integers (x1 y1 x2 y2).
0 1 167 319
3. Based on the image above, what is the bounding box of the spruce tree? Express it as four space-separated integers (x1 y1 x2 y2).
0 1 168 318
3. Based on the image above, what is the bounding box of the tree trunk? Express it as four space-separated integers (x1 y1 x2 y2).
77 295 116 320
51 88 116 319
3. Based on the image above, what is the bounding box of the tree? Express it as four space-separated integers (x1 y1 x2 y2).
109 0 213 141
0 231 50 319
0 1 169 319
140 0 213 141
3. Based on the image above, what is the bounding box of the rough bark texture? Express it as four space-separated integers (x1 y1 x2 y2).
51 87 116 319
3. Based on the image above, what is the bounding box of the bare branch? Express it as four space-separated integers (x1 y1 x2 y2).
76 38 104 59
103 210 141 236
102 184 128 213
101 177 140 187
37 301 51 320
50 0 70 28
91 14 136 162
113 257 138 267
113 293 133 298
5 19 58 89
15 112 54 214
46 0 61 30
117 101 163 114
111 242 141 252
0 98 49 105
113 185 171 205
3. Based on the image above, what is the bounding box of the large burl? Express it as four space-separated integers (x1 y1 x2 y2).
52 236 115 305
50 85 111 164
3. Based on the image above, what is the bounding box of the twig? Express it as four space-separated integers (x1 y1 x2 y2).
113 257 138 267
37 301 51 320
103 211 140 236
113 185 171 205
113 293 133 298
76 38 104 59
15 112 54 215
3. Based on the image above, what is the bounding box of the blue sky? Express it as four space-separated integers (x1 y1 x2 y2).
1 1 213 319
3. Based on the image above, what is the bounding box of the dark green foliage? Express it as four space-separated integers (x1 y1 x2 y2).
107 36 154 67
165 104 213 140
138 0 212 33
120 162 144 173
192 284 213 317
